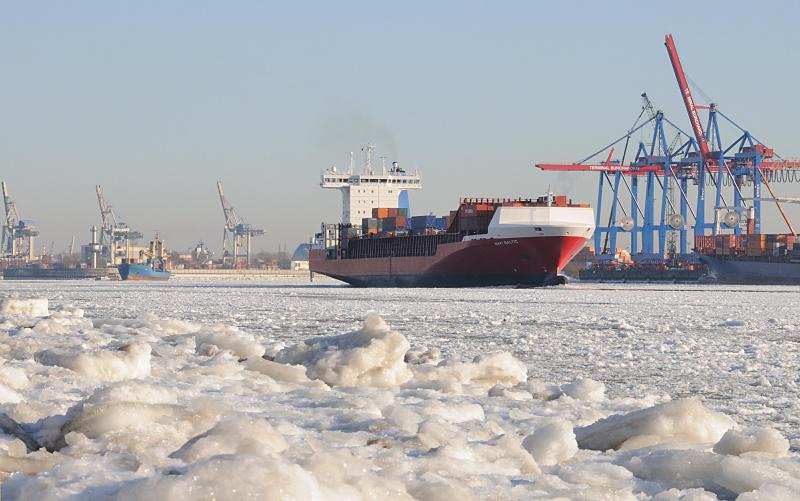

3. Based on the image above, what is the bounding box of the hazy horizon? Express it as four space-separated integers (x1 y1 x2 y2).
3 1 800 256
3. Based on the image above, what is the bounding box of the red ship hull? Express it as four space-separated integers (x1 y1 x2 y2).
310 235 588 287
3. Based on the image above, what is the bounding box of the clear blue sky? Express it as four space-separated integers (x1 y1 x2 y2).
2 1 800 254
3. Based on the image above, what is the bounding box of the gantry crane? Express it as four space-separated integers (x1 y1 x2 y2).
1 180 38 260
536 33 799 260
217 181 264 268
95 185 142 265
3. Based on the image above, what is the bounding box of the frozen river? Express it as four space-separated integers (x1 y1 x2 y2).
1 278 799 499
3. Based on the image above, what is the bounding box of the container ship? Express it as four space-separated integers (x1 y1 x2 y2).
696 234 800 284
312 145 593 287
310 195 595 287
2 262 118 280
118 235 171 281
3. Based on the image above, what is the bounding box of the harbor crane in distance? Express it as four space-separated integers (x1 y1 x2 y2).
1 180 38 260
95 185 142 266
217 181 265 268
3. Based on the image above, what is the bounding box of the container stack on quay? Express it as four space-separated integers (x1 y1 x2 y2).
695 234 798 259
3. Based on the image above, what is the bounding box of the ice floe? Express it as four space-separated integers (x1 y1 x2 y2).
0 292 796 500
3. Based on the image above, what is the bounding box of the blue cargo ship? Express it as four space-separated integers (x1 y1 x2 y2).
117 235 171 281
117 260 170 281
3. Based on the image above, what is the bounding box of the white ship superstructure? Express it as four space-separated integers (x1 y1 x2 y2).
464 205 595 241
321 144 422 226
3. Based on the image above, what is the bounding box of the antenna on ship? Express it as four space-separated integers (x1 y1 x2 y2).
547 185 553 207
362 144 374 175
348 152 354 174
380 156 387 175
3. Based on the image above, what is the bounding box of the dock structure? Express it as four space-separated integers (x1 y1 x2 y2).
536 34 799 262
2 180 38 260
216 181 265 269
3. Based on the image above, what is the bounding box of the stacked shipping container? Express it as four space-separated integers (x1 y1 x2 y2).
408 215 450 235
357 197 586 239
362 208 409 236
457 203 495 233
694 234 797 258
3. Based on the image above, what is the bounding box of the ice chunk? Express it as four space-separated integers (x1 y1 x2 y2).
421 402 485 423
0 449 62 475
417 417 463 450
561 378 606 402
618 448 800 497
0 298 49 317
275 313 412 387
0 362 30 389
488 384 533 400
556 462 634 491
52 382 183 448
0 435 27 457
713 427 789 457
191 351 245 379
0 382 22 404
411 352 527 388
0 413 43 452
31 310 92 334
526 379 563 400
737 483 800 500
116 454 323 501
652 488 719 500
245 356 317 385
407 476 479 501
405 346 442 365
522 419 578 465
34 341 152 382
193 325 265 360
575 398 733 451
196 342 220 357
170 416 288 463
383 405 423 435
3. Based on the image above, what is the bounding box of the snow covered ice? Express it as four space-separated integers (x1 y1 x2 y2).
0 280 799 500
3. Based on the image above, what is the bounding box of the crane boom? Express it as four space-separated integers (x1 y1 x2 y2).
95 185 112 231
216 181 239 230
2 181 16 226
536 163 662 173
664 34 712 162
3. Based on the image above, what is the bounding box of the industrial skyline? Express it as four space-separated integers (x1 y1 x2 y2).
2 1 799 254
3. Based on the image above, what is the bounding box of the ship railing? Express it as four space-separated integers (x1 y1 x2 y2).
342 232 462 260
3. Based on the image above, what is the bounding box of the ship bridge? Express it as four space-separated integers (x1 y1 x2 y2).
321 144 422 226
